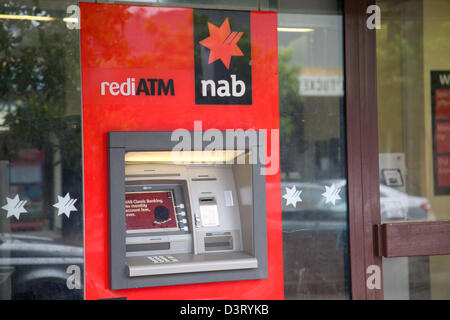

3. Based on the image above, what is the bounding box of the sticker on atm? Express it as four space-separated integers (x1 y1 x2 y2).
125 191 179 233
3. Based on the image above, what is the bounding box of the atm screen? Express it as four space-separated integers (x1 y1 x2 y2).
125 191 179 233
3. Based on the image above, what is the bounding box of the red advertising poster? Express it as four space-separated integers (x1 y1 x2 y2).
435 89 450 120
80 3 282 299
436 122 450 153
432 72 450 194
437 156 450 187
125 191 178 232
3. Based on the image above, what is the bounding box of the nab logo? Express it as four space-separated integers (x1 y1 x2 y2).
194 10 252 105
199 18 244 71
199 18 246 98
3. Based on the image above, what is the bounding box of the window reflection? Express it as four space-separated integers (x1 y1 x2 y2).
0 0 83 300
278 9 350 299
377 0 450 300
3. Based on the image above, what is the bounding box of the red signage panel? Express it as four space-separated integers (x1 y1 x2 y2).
80 3 282 299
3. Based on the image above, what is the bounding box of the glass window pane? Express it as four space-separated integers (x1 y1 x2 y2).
278 1 350 299
376 0 450 299
0 0 83 299
116 0 260 11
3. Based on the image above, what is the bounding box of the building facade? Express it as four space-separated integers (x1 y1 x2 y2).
0 0 449 300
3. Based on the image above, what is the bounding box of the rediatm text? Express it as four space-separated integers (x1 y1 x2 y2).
100 78 175 96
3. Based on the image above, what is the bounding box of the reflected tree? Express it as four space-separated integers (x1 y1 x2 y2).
278 47 306 176
0 0 82 236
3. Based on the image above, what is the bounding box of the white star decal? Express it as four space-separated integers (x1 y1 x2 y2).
322 183 342 205
53 193 78 218
2 195 28 220
282 185 302 208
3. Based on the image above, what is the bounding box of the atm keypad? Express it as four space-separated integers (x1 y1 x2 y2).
147 255 179 263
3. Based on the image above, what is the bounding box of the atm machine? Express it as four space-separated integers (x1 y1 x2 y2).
107 131 267 289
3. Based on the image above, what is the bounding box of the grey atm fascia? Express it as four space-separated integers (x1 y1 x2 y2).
107 131 268 290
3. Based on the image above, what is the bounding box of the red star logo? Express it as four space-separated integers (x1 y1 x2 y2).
199 18 244 70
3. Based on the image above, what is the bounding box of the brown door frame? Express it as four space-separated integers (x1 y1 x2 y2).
343 0 450 300
343 0 384 300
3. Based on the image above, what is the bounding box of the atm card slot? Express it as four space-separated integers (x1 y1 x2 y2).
126 242 170 252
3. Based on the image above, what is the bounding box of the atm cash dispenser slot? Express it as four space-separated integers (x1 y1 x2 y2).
107 131 267 289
